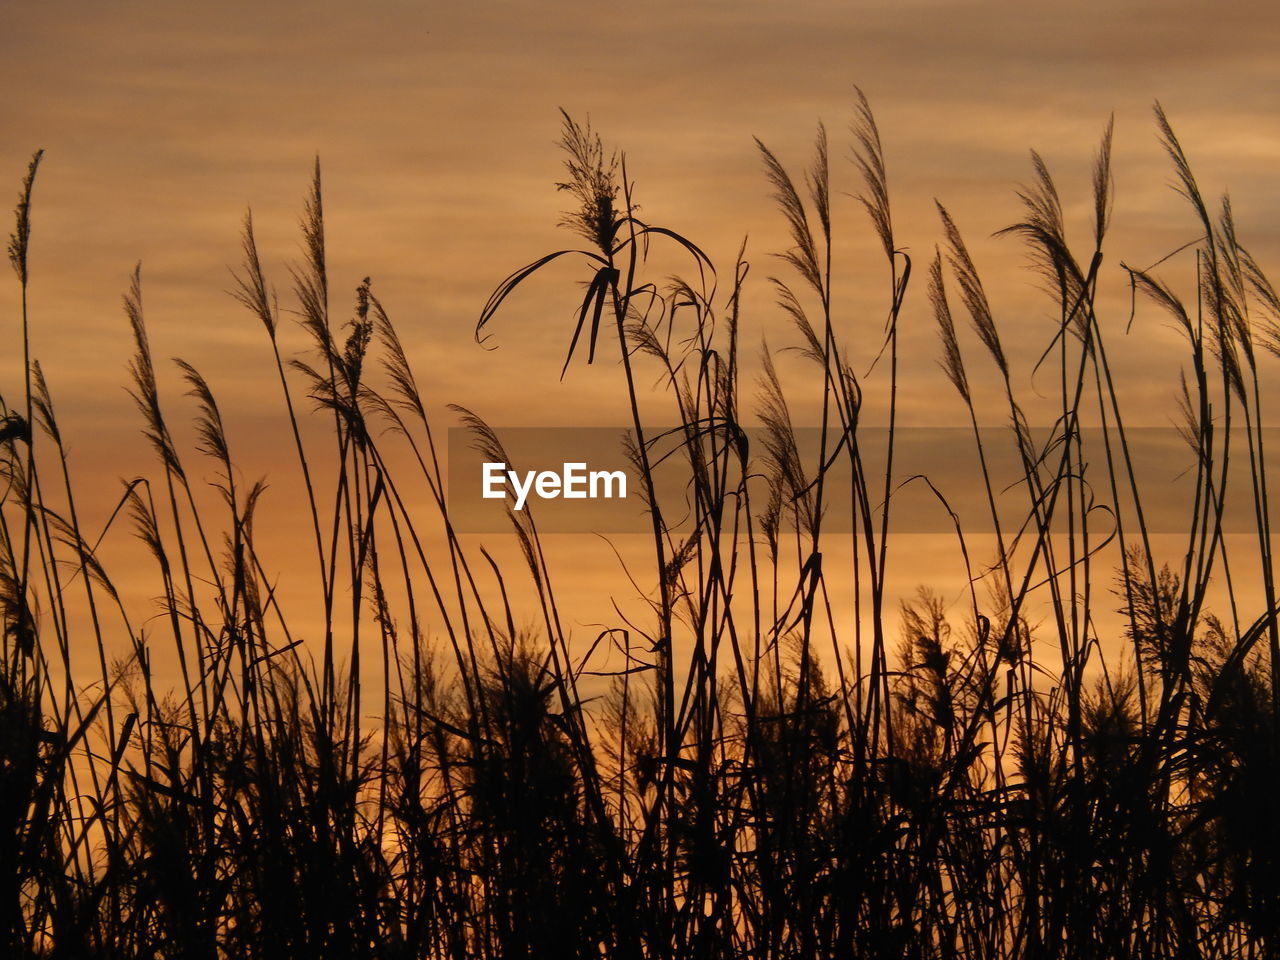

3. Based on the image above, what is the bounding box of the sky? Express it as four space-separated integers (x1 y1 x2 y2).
3 0 1280 682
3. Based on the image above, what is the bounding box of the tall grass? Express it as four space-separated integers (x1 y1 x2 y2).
3 97 1279 958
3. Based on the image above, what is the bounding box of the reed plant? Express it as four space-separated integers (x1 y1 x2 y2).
2 95 1279 958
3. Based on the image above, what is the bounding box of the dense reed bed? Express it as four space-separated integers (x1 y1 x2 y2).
3 96 1280 958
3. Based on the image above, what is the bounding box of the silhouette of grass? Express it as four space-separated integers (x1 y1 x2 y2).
3 99 1279 958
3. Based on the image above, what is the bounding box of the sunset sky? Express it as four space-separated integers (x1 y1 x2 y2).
4 0 1280 668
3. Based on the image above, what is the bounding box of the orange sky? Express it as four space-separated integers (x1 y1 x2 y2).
6 0 1280 426
4 0 1280 683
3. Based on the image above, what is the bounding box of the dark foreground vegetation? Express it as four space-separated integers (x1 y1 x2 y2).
4 94 1280 958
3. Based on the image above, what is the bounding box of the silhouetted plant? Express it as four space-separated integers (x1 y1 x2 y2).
4 100 1280 959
